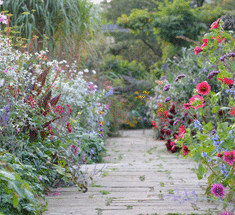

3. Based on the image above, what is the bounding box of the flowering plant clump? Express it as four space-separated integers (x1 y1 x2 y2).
148 18 234 211
0 11 110 215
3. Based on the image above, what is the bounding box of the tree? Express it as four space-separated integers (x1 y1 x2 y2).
101 0 157 23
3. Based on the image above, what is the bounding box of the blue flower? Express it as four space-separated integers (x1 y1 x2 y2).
105 88 113 97
194 120 203 131
219 164 228 177
201 152 208 158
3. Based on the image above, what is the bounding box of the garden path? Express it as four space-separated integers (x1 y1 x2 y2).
44 129 219 215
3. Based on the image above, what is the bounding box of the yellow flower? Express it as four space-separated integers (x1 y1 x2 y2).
77 112 81 115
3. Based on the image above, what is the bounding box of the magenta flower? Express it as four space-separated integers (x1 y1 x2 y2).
211 183 225 199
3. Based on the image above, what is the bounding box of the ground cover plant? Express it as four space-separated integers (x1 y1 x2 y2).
148 18 234 213
0 5 110 214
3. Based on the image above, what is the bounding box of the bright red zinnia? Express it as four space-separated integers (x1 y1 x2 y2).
189 95 205 109
194 46 203 55
223 150 235 166
67 122 72 133
210 19 220 29
197 81 211 95
182 145 189 156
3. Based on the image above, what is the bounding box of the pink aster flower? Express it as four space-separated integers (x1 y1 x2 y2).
211 183 225 199
189 95 205 109
223 150 235 166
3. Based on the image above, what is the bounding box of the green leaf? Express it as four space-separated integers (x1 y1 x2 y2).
197 164 204 180
13 193 19 208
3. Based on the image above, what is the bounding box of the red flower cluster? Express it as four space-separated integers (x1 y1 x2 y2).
179 124 186 139
182 145 189 156
152 121 158 129
28 96 37 108
201 38 208 48
67 104 72 113
183 103 191 110
67 122 72 133
228 107 235 116
194 46 203 55
48 125 53 135
218 77 234 87
223 150 235 166
210 19 220 30
55 105 64 114
197 81 211 95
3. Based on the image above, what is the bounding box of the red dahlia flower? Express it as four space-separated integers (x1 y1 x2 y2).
223 150 235 166
189 95 205 109
194 46 203 55
218 77 234 87
197 81 211 95
211 183 225 199
182 145 189 156
48 125 53 135
210 19 220 29
67 122 72 133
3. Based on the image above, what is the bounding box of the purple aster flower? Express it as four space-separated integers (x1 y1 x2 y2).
220 55 227 61
207 70 220 79
227 52 235 58
163 84 170 91
161 76 166 80
211 128 216 135
164 97 171 102
175 74 186 82
211 183 225 199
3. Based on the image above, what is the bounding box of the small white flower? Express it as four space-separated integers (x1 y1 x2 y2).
84 69 89 73
78 71 83 75
0 0 3 5
92 70 96 74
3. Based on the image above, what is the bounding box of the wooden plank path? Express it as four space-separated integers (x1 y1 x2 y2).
44 129 222 215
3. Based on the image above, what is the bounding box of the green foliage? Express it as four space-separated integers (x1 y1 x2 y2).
0 150 45 215
101 55 147 80
2 0 94 58
153 0 205 47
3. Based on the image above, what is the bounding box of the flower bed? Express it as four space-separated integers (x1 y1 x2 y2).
0 15 110 215
148 19 234 213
